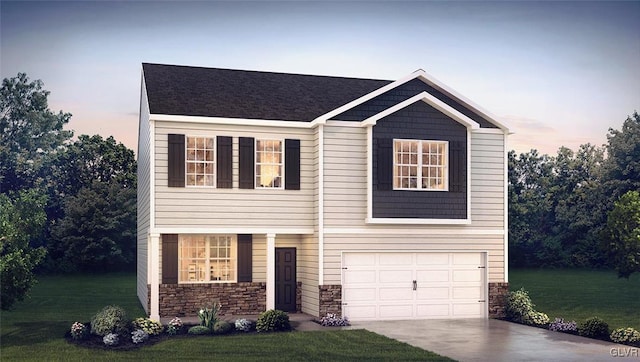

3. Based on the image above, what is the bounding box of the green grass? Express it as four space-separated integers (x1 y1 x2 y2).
509 269 640 330
1 273 452 361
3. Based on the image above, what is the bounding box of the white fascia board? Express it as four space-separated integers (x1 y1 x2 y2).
365 217 471 225
311 69 426 125
414 70 510 132
151 227 314 235
150 114 314 129
324 227 504 235
360 91 480 130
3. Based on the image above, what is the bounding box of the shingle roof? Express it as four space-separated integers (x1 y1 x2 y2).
142 63 392 122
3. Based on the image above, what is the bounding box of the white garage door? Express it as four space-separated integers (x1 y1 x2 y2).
342 252 486 321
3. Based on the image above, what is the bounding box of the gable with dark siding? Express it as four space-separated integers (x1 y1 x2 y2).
335 78 497 129
372 101 468 219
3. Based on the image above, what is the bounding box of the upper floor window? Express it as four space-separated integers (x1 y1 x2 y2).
393 139 448 191
178 235 236 283
255 139 283 188
186 136 215 187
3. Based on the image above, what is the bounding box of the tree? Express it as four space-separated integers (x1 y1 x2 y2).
602 112 640 201
0 189 47 310
50 179 136 272
602 191 640 278
0 73 72 193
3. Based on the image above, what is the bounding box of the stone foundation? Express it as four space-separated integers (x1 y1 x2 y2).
319 284 342 317
488 282 509 318
157 282 266 317
296 282 302 312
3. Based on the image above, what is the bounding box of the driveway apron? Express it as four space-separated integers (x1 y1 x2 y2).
350 319 638 362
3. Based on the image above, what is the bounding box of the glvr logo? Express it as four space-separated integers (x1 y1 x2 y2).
610 347 639 357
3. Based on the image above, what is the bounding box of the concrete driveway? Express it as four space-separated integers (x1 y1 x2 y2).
350 319 639 362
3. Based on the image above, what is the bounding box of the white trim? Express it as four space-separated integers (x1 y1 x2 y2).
467 130 472 221
266 233 276 310
149 233 160 320
361 91 480 130
392 139 449 191
325 120 362 127
318 124 325 286
324 227 505 235
150 120 156 229
150 114 313 129
366 217 471 225
472 128 505 134
503 132 509 283
366 125 374 221
254 138 285 189
151 227 314 235
185 135 216 188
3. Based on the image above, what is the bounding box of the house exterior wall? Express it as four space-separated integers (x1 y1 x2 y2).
137 80 151 312
153 122 315 229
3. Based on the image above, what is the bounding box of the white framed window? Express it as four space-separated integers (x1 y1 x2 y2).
393 139 448 191
186 136 215 187
178 235 236 283
255 139 283 188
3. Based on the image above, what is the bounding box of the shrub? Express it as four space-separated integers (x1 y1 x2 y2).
505 288 535 324
166 317 183 336
213 320 233 335
102 333 119 346
198 301 221 330
578 317 609 339
235 318 254 332
133 317 163 335
529 311 550 326
256 309 291 332
131 329 149 344
187 325 211 335
548 318 577 333
319 313 350 327
90 305 129 336
610 328 640 345
70 322 89 340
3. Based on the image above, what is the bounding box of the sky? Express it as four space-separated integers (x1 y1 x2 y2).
1 1 639 156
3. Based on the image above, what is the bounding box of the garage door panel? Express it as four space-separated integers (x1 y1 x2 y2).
343 252 486 321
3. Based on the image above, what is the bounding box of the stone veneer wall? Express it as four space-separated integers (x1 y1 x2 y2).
296 282 302 312
319 284 342 317
488 282 509 318
157 282 266 317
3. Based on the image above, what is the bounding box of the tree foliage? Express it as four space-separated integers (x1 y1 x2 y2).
0 190 47 310
0 73 72 193
602 191 640 279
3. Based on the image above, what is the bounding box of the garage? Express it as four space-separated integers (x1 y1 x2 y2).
342 252 486 321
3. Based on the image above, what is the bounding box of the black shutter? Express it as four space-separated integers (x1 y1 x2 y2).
168 134 185 187
162 234 179 284
237 234 253 282
449 141 465 192
285 139 301 190
377 138 393 191
239 137 255 189
217 136 232 188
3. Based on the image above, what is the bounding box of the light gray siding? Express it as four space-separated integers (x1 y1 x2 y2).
137 80 151 312
154 122 315 229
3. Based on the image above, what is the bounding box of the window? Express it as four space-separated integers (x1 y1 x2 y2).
178 235 236 283
186 136 215 187
255 139 283 188
393 139 448 190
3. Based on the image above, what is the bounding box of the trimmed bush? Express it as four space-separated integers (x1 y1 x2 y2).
187 325 211 335
505 288 549 327
70 322 89 340
578 317 609 339
213 320 233 335
235 318 254 332
102 333 119 346
166 317 183 336
256 309 291 332
610 327 640 345
90 305 129 336
133 317 163 335
131 329 149 344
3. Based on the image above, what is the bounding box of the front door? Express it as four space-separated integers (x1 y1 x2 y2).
275 248 296 312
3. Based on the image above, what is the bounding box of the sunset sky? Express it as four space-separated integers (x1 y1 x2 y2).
2 1 638 155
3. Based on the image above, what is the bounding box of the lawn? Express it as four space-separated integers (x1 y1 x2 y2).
1 273 452 361
509 268 640 330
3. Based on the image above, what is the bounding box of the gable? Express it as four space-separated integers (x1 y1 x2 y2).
142 63 391 122
333 78 498 128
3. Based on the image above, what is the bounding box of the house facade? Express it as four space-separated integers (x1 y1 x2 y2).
137 63 510 321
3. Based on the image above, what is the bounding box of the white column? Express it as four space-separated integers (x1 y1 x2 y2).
266 233 276 310
149 233 160 321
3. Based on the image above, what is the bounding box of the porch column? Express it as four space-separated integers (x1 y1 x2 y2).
266 233 276 310
149 233 160 320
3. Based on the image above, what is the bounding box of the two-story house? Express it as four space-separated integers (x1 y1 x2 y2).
137 63 510 321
